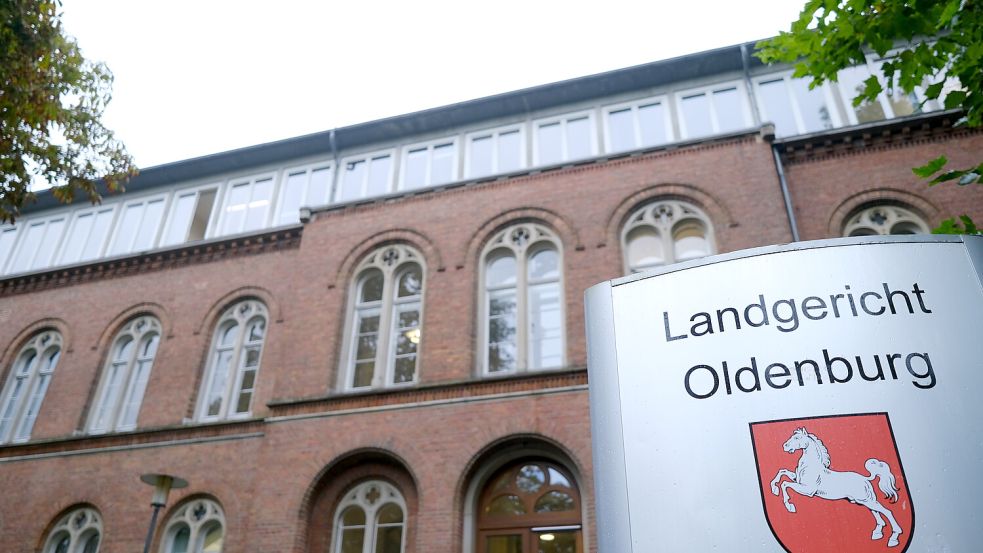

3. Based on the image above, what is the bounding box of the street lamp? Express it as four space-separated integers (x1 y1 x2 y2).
140 473 188 553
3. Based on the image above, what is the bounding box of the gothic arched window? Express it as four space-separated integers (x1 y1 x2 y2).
480 223 564 375
161 498 225 553
621 200 714 274
0 330 62 443
88 315 160 433
843 204 929 236
196 300 267 421
333 480 406 553
343 245 424 390
43 507 101 553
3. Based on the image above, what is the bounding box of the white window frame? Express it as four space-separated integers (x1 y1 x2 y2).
478 222 566 376
215 172 278 237
601 95 675 153
398 137 459 191
335 149 396 203
621 200 716 274
104 192 169 257
160 498 225 553
531 110 598 166
159 183 221 247
843 204 930 236
464 124 527 179
0 223 20 275
6 212 70 275
340 245 425 391
332 480 407 553
87 316 161 434
275 161 334 226
675 80 754 139
753 70 843 136
42 506 102 553
0 330 62 443
196 300 268 421
56 204 118 266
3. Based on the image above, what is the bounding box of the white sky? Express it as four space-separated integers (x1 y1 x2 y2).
60 0 804 169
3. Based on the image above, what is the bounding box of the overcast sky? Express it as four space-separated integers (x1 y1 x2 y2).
59 0 804 169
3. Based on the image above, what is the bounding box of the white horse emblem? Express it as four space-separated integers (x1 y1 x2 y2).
770 427 903 547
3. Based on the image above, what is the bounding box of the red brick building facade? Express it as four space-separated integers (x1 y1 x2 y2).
0 42 980 553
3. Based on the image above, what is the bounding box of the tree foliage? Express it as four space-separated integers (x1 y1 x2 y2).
0 0 135 223
756 0 982 233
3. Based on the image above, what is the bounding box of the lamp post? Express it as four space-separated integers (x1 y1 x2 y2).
140 473 188 553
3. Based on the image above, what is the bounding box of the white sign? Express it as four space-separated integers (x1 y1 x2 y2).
585 236 983 552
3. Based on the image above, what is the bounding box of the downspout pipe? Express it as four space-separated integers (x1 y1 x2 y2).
771 142 801 242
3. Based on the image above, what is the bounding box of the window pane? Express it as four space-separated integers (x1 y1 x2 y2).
528 284 562 369
537 122 563 165
674 223 710 261
188 190 216 242
15 371 50 439
681 94 713 138
377 503 403 524
342 506 366 525
366 155 392 196
278 172 307 225
120 354 155 429
516 464 546 492
838 65 886 123
309 167 333 206
469 135 494 178
757 79 799 137
527 248 558 281
9 222 42 273
397 265 422 297
535 490 575 512
132 199 165 252
565 116 592 159
403 148 428 189
488 292 517 373
497 130 522 173
243 178 273 232
34 218 66 269
638 102 669 146
360 270 385 302
206 350 233 416
627 227 663 270
201 525 223 553
52 534 70 553
537 530 577 553
340 528 365 553
62 212 96 264
548 467 572 488
486 535 522 553
112 205 142 255
712 87 744 133
607 108 635 152
789 77 834 132
486 254 516 287
163 193 196 246
375 526 402 553
339 160 366 202
431 143 455 184
222 183 250 235
486 495 527 515
81 533 100 553
169 527 190 553
0 227 18 273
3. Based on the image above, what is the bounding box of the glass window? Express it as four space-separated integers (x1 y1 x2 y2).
477 461 582 553
621 200 714 274
466 126 525 179
603 98 672 153
333 481 406 553
843 204 929 236
161 499 225 553
338 153 394 201
533 113 596 165
678 83 751 139
276 165 333 225
8 216 67 274
162 188 217 246
59 207 115 264
756 75 837 137
0 225 18 274
106 197 167 256
197 300 268 420
219 176 274 236
88 316 160 433
344 246 424 390
42 507 102 553
789 77 835 133
400 139 458 190
0 330 61 443
481 223 564 375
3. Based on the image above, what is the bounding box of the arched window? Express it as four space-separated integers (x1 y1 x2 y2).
621 200 714 274
480 223 564 375
333 480 406 553
477 460 582 553
343 245 424 390
160 498 225 553
0 330 62 443
88 316 161 433
196 300 267 421
42 506 102 553
843 204 929 236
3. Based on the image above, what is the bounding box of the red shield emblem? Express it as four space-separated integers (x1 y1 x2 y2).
750 413 914 552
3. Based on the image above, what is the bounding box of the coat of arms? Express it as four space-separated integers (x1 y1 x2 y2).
750 413 914 552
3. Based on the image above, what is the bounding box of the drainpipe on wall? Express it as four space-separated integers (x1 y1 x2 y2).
771 140 801 242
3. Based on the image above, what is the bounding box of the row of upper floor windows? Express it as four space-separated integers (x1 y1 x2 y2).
0 57 952 279
0 201 928 444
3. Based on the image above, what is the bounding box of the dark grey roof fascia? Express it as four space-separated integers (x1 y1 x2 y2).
23 40 768 214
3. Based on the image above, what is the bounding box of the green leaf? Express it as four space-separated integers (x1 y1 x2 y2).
912 155 948 178
923 82 944 100
944 90 967 110
930 170 968 185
